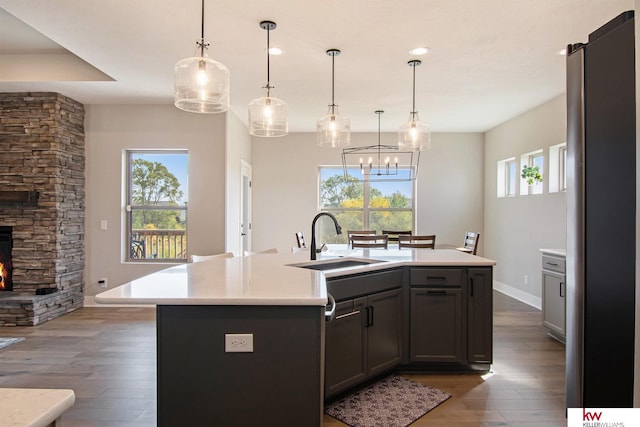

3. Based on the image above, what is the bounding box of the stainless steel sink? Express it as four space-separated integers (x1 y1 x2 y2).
289 258 385 271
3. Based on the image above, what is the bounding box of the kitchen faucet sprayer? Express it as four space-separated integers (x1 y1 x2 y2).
310 212 342 260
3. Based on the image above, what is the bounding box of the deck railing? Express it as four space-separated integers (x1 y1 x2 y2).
130 229 187 261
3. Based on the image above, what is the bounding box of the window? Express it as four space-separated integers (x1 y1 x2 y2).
318 167 414 243
125 151 188 262
549 143 567 193
497 157 517 197
520 150 544 195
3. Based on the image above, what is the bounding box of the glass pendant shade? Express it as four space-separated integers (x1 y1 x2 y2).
175 54 230 113
398 112 431 150
248 94 288 137
317 106 351 148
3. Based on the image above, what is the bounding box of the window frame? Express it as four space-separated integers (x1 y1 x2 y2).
318 166 416 242
520 150 544 195
124 150 189 263
549 143 567 193
497 157 517 198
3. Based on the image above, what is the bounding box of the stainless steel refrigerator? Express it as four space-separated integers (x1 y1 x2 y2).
566 10 635 409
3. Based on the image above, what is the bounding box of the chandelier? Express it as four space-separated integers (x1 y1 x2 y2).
342 110 420 182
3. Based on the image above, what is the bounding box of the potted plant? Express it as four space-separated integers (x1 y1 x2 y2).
521 165 543 193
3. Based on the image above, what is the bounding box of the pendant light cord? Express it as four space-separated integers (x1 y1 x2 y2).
411 63 416 116
197 0 209 57
266 26 272 96
331 53 335 112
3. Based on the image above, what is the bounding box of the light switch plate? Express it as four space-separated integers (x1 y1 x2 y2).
225 333 253 352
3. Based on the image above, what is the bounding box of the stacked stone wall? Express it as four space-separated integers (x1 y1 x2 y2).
0 93 85 326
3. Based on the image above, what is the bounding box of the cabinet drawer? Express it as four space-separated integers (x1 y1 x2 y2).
542 255 565 273
327 269 403 301
409 268 463 287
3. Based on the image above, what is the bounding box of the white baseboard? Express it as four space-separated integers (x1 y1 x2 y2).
83 295 155 308
493 280 541 310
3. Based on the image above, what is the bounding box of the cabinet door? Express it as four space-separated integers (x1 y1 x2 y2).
367 288 402 377
467 268 493 363
542 270 565 339
410 288 463 363
325 297 368 398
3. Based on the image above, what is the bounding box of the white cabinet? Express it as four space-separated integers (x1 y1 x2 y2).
541 250 566 343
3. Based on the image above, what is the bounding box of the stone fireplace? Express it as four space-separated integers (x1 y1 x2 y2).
0 93 85 326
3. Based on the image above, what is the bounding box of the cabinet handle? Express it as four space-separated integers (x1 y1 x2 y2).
369 306 374 327
427 290 447 294
427 276 446 281
559 282 564 298
546 262 559 266
335 310 361 320
470 277 474 297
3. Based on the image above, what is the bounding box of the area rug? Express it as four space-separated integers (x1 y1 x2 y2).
324 374 451 427
0 337 24 351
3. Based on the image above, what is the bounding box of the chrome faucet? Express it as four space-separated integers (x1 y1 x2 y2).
310 212 342 260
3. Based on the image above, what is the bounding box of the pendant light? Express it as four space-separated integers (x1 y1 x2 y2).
174 0 230 114
342 110 420 182
248 21 288 137
398 59 430 150
317 49 350 147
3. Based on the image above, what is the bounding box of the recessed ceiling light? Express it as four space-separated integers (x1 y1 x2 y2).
557 48 567 56
409 47 430 56
268 47 284 55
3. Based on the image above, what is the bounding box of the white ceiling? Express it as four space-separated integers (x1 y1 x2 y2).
0 0 634 132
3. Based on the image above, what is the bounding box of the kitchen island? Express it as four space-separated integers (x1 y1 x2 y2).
96 249 495 427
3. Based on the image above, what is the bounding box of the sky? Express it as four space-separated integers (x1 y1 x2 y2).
132 152 188 204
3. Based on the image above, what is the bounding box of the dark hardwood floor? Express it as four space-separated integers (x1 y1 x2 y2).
0 291 565 426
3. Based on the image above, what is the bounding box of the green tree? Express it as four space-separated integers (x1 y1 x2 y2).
321 174 363 207
131 159 184 230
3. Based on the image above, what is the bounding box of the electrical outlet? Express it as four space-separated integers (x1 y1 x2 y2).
98 278 108 288
524 274 528 285
225 333 253 353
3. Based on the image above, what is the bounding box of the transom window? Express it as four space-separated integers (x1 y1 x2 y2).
318 167 415 244
497 157 517 197
125 150 188 262
520 150 544 195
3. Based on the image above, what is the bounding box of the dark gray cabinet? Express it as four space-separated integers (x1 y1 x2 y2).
325 269 401 398
408 267 492 368
467 268 493 363
410 287 463 363
325 286 402 398
324 297 368 397
541 252 566 342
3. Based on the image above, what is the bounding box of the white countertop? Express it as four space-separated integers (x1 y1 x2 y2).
540 248 566 256
0 388 75 427
95 248 495 307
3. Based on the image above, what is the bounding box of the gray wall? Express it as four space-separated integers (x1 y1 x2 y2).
251 132 484 254
484 95 567 308
84 105 227 296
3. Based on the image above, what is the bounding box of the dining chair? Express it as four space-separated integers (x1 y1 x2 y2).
191 252 234 263
398 235 436 249
346 230 376 247
350 234 389 249
243 248 278 256
382 230 412 243
295 231 307 249
456 231 480 255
